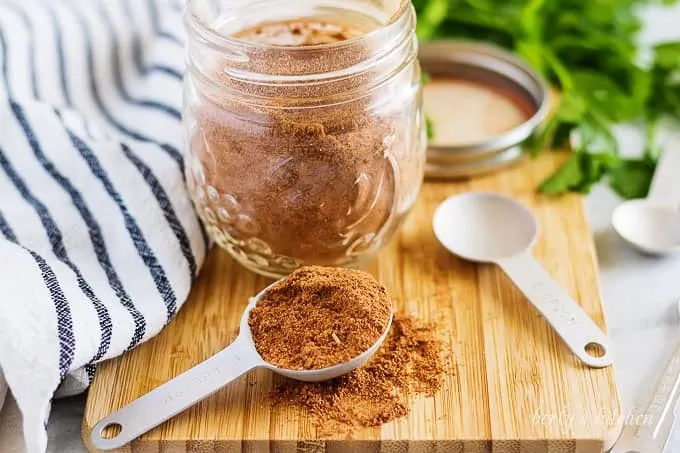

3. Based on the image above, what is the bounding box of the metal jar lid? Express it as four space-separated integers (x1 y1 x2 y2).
419 41 550 178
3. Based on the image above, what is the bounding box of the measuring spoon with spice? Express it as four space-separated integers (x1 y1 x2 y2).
90 267 393 450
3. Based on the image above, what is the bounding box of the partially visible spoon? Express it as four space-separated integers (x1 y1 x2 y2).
90 280 393 451
609 299 680 453
433 191 612 368
613 148 680 256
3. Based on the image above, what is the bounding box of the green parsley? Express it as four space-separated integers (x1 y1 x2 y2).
414 0 680 199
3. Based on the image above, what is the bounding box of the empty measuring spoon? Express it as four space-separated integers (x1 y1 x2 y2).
433 192 612 368
613 148 680 256
90 281 393 450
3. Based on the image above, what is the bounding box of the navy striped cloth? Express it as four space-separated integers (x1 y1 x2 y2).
0 1 208 451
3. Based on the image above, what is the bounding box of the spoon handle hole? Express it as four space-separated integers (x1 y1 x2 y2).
89 336 261 450
497 252 613 368
101 422 122 439
584 342 607 358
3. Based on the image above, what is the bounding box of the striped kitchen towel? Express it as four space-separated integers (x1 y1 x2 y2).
0 0 208 452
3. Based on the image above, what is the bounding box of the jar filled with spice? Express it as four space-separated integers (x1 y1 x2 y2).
184 0 426 277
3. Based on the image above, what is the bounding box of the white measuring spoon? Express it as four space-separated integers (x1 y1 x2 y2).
610 299 680 453
90 281 393 450
433 192 612 368
613 148 680 256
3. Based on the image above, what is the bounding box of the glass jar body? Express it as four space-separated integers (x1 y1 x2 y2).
184 0 426 277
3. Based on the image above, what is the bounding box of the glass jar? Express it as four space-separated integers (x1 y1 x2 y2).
184 0 426 278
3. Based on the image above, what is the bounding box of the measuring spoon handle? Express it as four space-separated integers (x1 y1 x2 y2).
648 148 680 206
610 336 680 453
497 252 612 368
90 335 262 450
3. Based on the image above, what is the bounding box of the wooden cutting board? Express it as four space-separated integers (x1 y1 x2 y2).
83 153 622 453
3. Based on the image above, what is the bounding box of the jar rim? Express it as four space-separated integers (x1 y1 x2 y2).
184 0 410 53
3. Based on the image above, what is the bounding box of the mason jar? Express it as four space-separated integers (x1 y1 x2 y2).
184 0 426 278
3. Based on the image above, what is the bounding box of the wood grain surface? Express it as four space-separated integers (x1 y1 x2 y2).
83 153 622 453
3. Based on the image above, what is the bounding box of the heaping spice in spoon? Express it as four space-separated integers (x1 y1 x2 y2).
248 266 393 370
248 266 445 432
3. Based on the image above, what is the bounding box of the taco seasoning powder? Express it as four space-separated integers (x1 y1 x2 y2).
248 266 392 370
247 265 445 432
184 3 426 278
270 311 445 433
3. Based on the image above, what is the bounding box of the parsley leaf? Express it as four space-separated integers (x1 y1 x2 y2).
539 151 583 195
426 115 436 140
609 158 655 199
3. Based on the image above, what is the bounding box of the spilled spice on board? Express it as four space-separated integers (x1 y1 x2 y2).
269 312 445 434
248 266 392 370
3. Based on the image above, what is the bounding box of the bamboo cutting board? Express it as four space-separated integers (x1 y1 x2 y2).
83 153 622 453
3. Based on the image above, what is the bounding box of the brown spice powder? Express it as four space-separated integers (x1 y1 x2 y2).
270 312 444 434
233 20 363 46
187 18 422 269
248 266 392 370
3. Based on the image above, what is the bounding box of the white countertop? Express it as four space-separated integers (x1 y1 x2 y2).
589 186 680 453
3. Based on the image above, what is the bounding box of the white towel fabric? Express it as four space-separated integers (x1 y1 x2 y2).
0 1 208 451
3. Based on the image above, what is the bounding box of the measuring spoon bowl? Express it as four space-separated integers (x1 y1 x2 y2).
432 191 538 262
613 200 680 256
612 148 680 256
433 192 613 368
90 280 393 450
